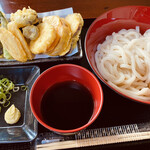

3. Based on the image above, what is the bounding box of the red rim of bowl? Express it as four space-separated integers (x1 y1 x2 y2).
85 5 150 105
30 64 103 134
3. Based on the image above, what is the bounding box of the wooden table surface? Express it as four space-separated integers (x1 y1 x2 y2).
1 0 150 18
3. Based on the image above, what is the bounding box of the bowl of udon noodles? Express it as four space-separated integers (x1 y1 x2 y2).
85 5 150 104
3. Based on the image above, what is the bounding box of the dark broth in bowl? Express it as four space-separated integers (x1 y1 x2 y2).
40 80 94 130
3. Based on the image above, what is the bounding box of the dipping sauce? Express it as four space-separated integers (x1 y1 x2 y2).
40 80 94 130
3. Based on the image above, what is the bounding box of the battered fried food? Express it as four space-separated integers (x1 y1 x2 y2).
7 21 34 60
43 16 72 56
0 7 84 62
0 27 27 62
42 16 61 54
29 22 57 54
10 7 39 28
57 18 72 56
23 25 39 40
0 11 13 59
42 16 61 53
43 16 62 31
65 13 84 49
47 32 60 52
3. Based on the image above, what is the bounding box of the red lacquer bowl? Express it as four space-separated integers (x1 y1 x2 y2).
30 64 103 134
85 6 150 104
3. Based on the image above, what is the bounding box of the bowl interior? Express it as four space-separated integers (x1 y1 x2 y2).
85 6 150 104
30 64 103 133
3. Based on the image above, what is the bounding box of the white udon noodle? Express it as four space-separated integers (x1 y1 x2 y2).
95 27 150 101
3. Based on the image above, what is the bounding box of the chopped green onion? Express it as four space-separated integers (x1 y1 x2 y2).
13 86 19 92
0 77 14 109
0 76 26 112
0 86 3 92
3 100 10 107
0 98 6 104
6 81 14 92
21 85 28 91
0 92 6 104
1 78 9 87
0 78 14 92
5 92 11 101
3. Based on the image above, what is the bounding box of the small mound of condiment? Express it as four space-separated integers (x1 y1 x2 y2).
4 104 21 124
